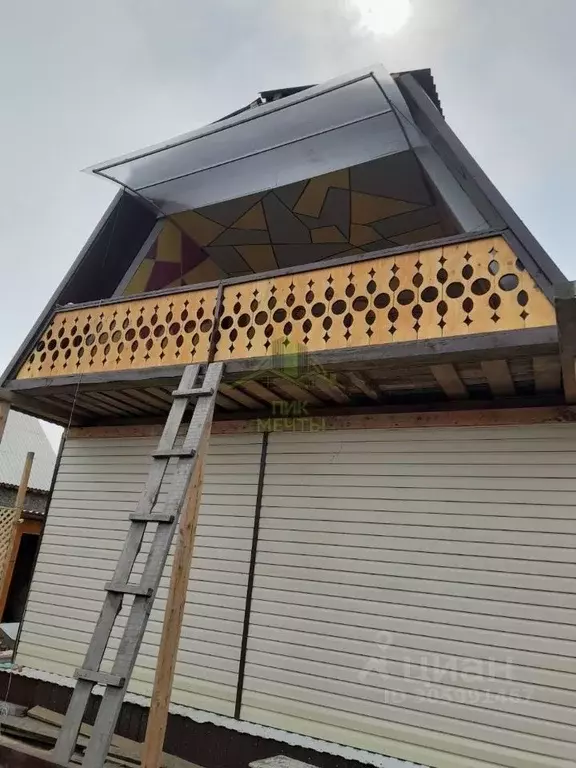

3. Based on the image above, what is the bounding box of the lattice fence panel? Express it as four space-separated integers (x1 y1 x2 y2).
0 507 17 587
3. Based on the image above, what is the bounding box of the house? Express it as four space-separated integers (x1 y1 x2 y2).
0 409 57 513
0 409 56 627
0 66 574 768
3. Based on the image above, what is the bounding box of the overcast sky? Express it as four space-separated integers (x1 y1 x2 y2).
1 0 574 445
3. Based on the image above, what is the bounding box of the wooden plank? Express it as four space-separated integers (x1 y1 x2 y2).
555 282 576 403
0 451 35 619
82 392 134 416
142 437 208 768
67 403 576 440
309 375 350 404
221 327 558 378
269 377 323 406
147 388 177 405
6 327 559 405
28 707 203 768
533 356 562 393
214 405 576 434
430 364 468 400
219 383 263 410
15 451 34 512
343 372 379 401
240 379 285 405
104 390 159 415
123 389 172 411
216 393 240 411
481 360 515 398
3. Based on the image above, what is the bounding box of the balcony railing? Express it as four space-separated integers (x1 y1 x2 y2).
16 235 555 380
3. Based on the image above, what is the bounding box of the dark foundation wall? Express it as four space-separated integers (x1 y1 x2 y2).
0 674 367 768
0 486 48 514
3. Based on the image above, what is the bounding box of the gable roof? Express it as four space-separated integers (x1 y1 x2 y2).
0 410 57 492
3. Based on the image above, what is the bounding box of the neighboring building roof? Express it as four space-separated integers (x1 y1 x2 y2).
0 411 57 493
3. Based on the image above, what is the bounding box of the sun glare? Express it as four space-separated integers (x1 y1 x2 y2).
351 0 412 35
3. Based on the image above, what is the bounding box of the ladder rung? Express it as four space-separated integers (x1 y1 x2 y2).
129 512 175 524
105 581 153 597
52 363 226 768
75 669 125 688
152 448 196 460
172 386 215 399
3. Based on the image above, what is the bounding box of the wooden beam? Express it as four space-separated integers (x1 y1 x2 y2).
344 371 380 401
430 364 468 400
14 452 34 515
141 438 208 768
216 393 240 411
219 383 263 410
269 376 323 406
310 374 350 404
239 379 284 406
0 451 34 619
533 356 562 393
214 405 576 434
481 360 515 398
69 403 576 440
555 282 576 403
6 326 558 398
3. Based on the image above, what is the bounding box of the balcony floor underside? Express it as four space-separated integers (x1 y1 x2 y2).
2 328 563 426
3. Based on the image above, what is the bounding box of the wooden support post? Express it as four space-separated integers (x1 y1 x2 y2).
0 451 34 619
14 452 35 514
555 281 576 403
141 436 208 768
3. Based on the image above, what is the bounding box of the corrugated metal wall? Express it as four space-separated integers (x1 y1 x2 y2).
18 431 263 716
17 424 576 768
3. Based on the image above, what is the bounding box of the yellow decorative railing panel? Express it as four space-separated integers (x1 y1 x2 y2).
214 235 554 359
19 288 218 379
16 237 555 380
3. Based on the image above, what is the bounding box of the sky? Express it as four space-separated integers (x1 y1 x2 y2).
0 0 574 447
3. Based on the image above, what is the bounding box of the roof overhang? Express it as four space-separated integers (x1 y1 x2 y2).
87 66 426 214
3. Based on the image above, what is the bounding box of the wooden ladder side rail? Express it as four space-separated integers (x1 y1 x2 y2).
141 434 208 768
51 362 224 768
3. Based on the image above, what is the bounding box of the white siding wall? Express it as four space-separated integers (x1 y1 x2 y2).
241 425 576 768
16 422 576 768
18 430 263 716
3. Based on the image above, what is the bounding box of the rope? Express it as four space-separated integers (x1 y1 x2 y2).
0 200 122 724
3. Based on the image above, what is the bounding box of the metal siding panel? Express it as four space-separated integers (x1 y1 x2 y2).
242 425 576 768
17 430 261 717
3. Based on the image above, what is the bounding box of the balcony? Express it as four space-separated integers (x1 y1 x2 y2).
4 233 563 426
16 234 555 381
